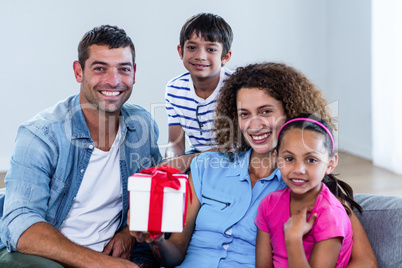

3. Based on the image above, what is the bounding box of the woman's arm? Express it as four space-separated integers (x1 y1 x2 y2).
346 210 378 268
130 173 201 267
256 228 274 268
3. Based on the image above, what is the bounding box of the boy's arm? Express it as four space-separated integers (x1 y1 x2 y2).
165 125 186 158
161 125 218 172
160 125 194 172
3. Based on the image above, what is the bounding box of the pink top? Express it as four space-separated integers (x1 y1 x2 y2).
255 184 353 268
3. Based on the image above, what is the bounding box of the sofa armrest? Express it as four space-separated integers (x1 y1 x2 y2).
354 194 402 268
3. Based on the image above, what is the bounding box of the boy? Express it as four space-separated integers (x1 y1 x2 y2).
164 13 233 171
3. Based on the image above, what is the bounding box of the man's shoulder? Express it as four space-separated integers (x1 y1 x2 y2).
23 94 78 129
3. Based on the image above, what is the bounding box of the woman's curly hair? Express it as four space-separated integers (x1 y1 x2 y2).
215 62 333 153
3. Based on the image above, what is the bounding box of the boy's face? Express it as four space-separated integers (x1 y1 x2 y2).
178 32 231 81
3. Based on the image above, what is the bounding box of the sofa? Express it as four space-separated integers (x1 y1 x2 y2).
0 188 400 267
354 194 402 268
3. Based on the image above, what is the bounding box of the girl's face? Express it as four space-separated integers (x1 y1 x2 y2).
237 87 286 154
277 128 338 197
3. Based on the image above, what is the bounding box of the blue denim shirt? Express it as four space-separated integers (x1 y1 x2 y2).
0 94 162 251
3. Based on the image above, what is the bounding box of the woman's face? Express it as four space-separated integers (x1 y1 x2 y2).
237 87 286 154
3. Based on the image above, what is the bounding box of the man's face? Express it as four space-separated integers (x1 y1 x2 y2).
74 44 136 116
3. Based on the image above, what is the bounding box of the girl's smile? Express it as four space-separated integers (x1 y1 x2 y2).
277 128 338 197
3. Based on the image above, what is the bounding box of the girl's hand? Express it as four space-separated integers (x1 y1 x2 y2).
284 207 317 240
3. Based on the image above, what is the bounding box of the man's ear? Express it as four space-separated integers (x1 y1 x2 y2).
221 49 232 65
132 63 137 84
73 61 83 83
326 154 338 175
177 44 183 60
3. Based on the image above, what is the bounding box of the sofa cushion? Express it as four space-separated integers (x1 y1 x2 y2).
354 194 402 268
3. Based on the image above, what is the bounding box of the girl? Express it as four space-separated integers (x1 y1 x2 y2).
255 114 362 268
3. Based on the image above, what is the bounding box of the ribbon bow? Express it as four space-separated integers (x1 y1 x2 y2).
140 166 192 238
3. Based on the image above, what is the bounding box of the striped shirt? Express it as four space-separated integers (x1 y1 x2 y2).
165 67 232 152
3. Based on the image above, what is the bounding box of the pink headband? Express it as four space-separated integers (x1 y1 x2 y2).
277 118 335 154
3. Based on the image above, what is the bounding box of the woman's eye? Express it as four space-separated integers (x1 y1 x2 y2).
238 112 248 118
262 109 272 115
284 157 293 162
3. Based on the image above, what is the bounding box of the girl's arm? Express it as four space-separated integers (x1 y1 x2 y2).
308 238 342 267
346 209 378 268
130 173 201 267
256 228 273 268
284 208 342 267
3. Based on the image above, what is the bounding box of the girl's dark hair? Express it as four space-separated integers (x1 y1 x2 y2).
277 113 362 214
179 13 233 58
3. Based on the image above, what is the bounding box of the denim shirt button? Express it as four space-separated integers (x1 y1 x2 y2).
88 145 94 149
80 169 84 173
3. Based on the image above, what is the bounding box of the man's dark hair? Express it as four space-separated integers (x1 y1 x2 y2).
179 13 233 58
78 25 135 69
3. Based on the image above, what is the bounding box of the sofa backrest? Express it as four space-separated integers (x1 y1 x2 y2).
354 194 402 268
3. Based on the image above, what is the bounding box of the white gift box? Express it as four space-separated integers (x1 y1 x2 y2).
128 172 188 233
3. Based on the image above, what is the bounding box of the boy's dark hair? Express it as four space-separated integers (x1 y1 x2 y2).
277 113 363 215
179 13 233 58
78 25 135 69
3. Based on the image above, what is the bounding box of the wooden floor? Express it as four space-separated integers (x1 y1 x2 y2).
334 152 402 196
0 152 401 196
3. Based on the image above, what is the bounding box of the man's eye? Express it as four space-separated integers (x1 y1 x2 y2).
121 67 131 72
94 67 105 71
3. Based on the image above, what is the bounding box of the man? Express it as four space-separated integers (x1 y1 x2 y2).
0 25 162 267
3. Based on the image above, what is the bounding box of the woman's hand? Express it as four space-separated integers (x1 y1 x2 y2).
129 230 164 244
127 210 164 244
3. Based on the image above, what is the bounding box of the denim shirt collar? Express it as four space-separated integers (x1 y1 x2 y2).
68 94 91 140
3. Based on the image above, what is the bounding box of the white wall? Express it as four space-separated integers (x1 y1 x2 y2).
0 0 371 172
372 0 402 174
325 1 372 159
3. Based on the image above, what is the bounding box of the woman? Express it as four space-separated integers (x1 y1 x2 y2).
132 62 377 268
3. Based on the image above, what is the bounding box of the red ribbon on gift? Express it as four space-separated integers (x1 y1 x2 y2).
140 165 192 239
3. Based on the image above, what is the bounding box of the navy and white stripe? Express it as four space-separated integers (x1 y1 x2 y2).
165 67 232 152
